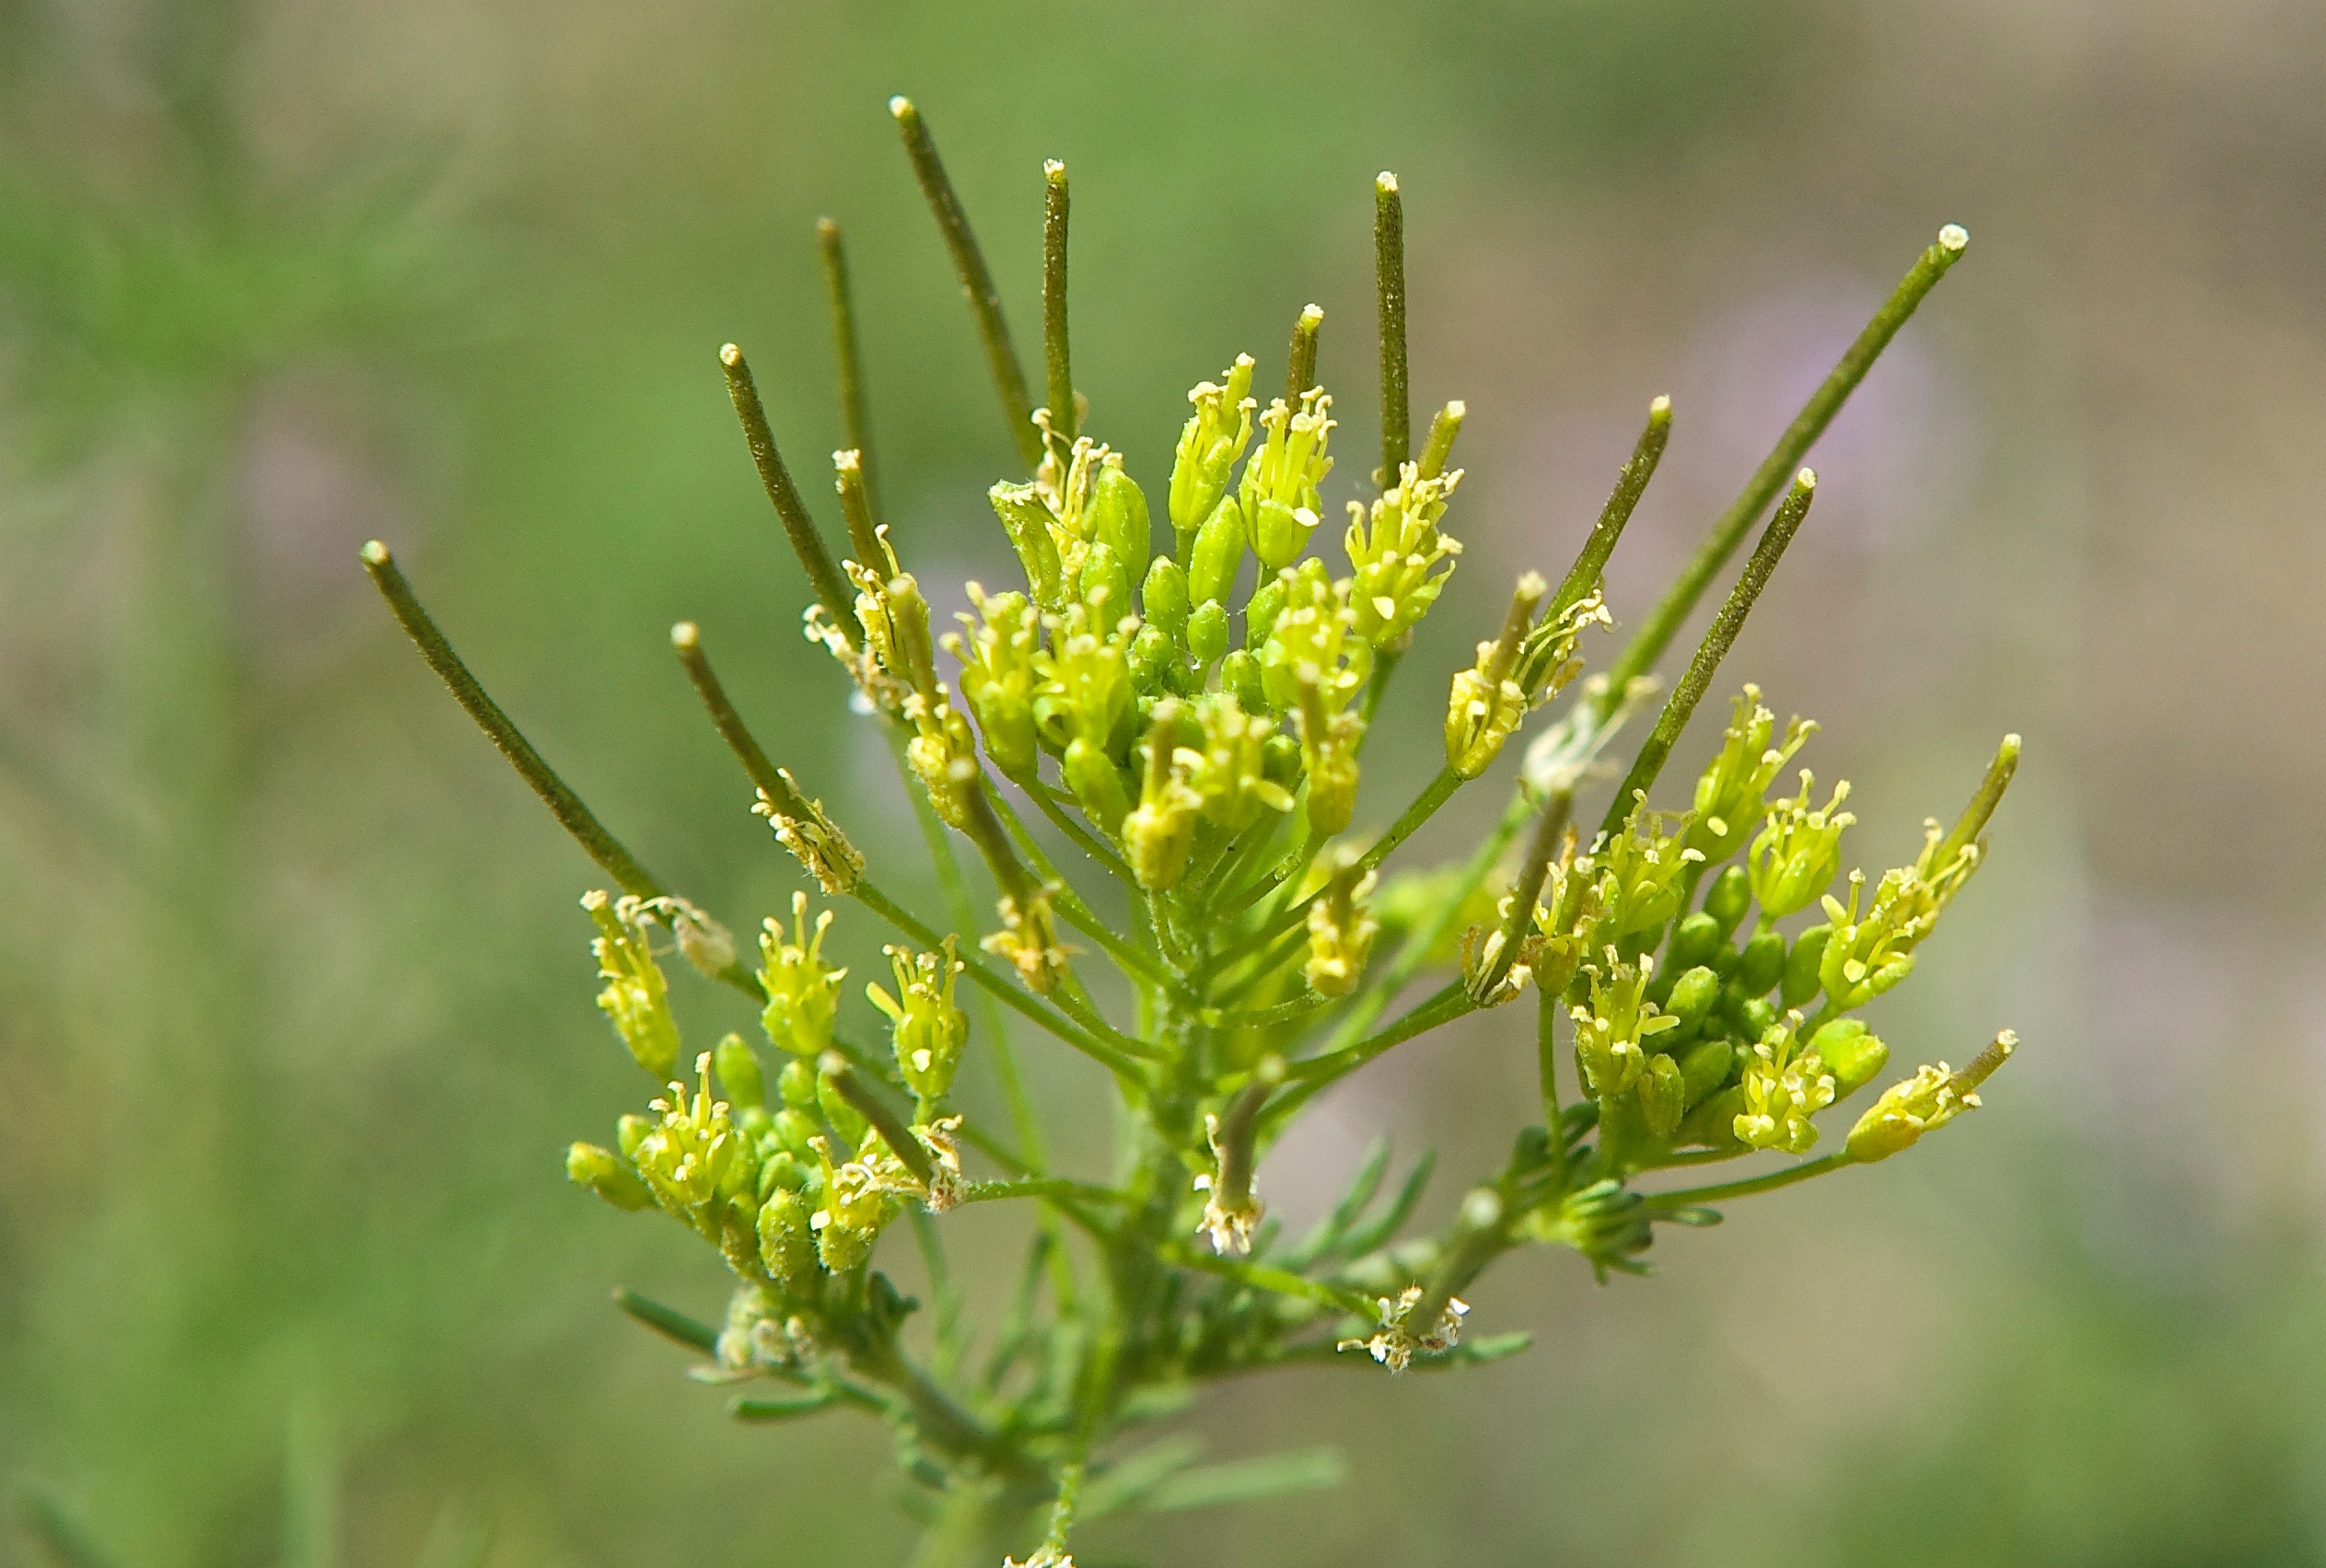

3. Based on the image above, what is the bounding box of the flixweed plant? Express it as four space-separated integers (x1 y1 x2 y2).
362 99 2020 1567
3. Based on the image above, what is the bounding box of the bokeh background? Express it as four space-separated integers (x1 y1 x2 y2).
4 1 2324 1563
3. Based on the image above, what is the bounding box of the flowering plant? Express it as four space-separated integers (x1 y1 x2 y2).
364 98 2018 1567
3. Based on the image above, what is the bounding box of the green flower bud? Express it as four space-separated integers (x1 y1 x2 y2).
1846 1031 2013 1163
1808 1018 1889 1098
1169 355 1258 537
1727 994 1779 1041
757 1189 820 1292
756 1149 808 1201
568 1142 655 1212
1665 966 1722 1034
1678 1038 1734 1105
1735 928 1786 996
583 890 680 1082
866 939 969 1106
1687 685 1817 864
1239 389 1335 572
1189 497 1246 608
1090 456 1152 584
1733 1013 1834 1154
1220 647 1266 715
1638 1052 1687 1137
1749 770 1855 918
1668 911 1722 971
616 1112 653 1160
776 1058 818 1110
1245 574 1289 652
1677 1084 1746 1150
1128 622 1176 695
772 1107 821 1158
758 892 845 1058
1569 952 1681 1099
1141 556 1191 645
1295 677 1365 839
1064 736 1133 836
713 1033 766 1111
904 701 985 830
1703 864 1753 938
1078 540 1132 622
1261 731 1303 793
1187 598 1229 666
1781 923 1832 1006
1346 461 1463 648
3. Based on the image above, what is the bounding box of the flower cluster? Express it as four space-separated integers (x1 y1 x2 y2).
366 108 2001 1568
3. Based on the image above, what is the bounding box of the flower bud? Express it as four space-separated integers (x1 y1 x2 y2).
1077 539 1132 622
1189 496 1246 608
1063 736 1133 836
1140 556 1191 645
757 1189 820 1292
1808 1018 1888 1098
1667 911 1722 971
947 585 1041 779
1781 923 1832 1006
1089 456 1152 584
568 1142 655 1211
714 1033 767 1111
776 1057 818 1110
1638 1052 1687 1137
983 883 1071 993
1702 864 1752 938
867 940 969 1106
1187 598 1229 666
1244 574 1289 652
1444 575 1544 779
1734 928 1786 996
1677 1038 1733 1105
1664 965 1722 1034
1127 621 1176 695
758 892 845 1058
616 1112 653 1160
583 891 681 1082
772 1107 821 1158
1677 1085 1746 1150
1220 647 1266 714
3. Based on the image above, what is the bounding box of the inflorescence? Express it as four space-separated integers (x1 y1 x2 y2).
363 99 2016 1567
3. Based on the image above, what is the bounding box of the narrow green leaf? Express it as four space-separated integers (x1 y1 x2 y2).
1142 1447 1348 1513
1079 1434 1205 1519
611 1287 717 1353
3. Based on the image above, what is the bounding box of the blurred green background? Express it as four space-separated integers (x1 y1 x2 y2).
4 1 2323 1563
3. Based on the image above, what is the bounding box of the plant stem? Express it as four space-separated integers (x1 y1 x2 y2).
1599 226 1968 714
717 344 858 633
1646 1152 1850 1210
1470 787 1571 1001
817 216 881 524
1596 468 1817 840
1374 171 1410 482
890 96 1041 472
1536 987 1567 1187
